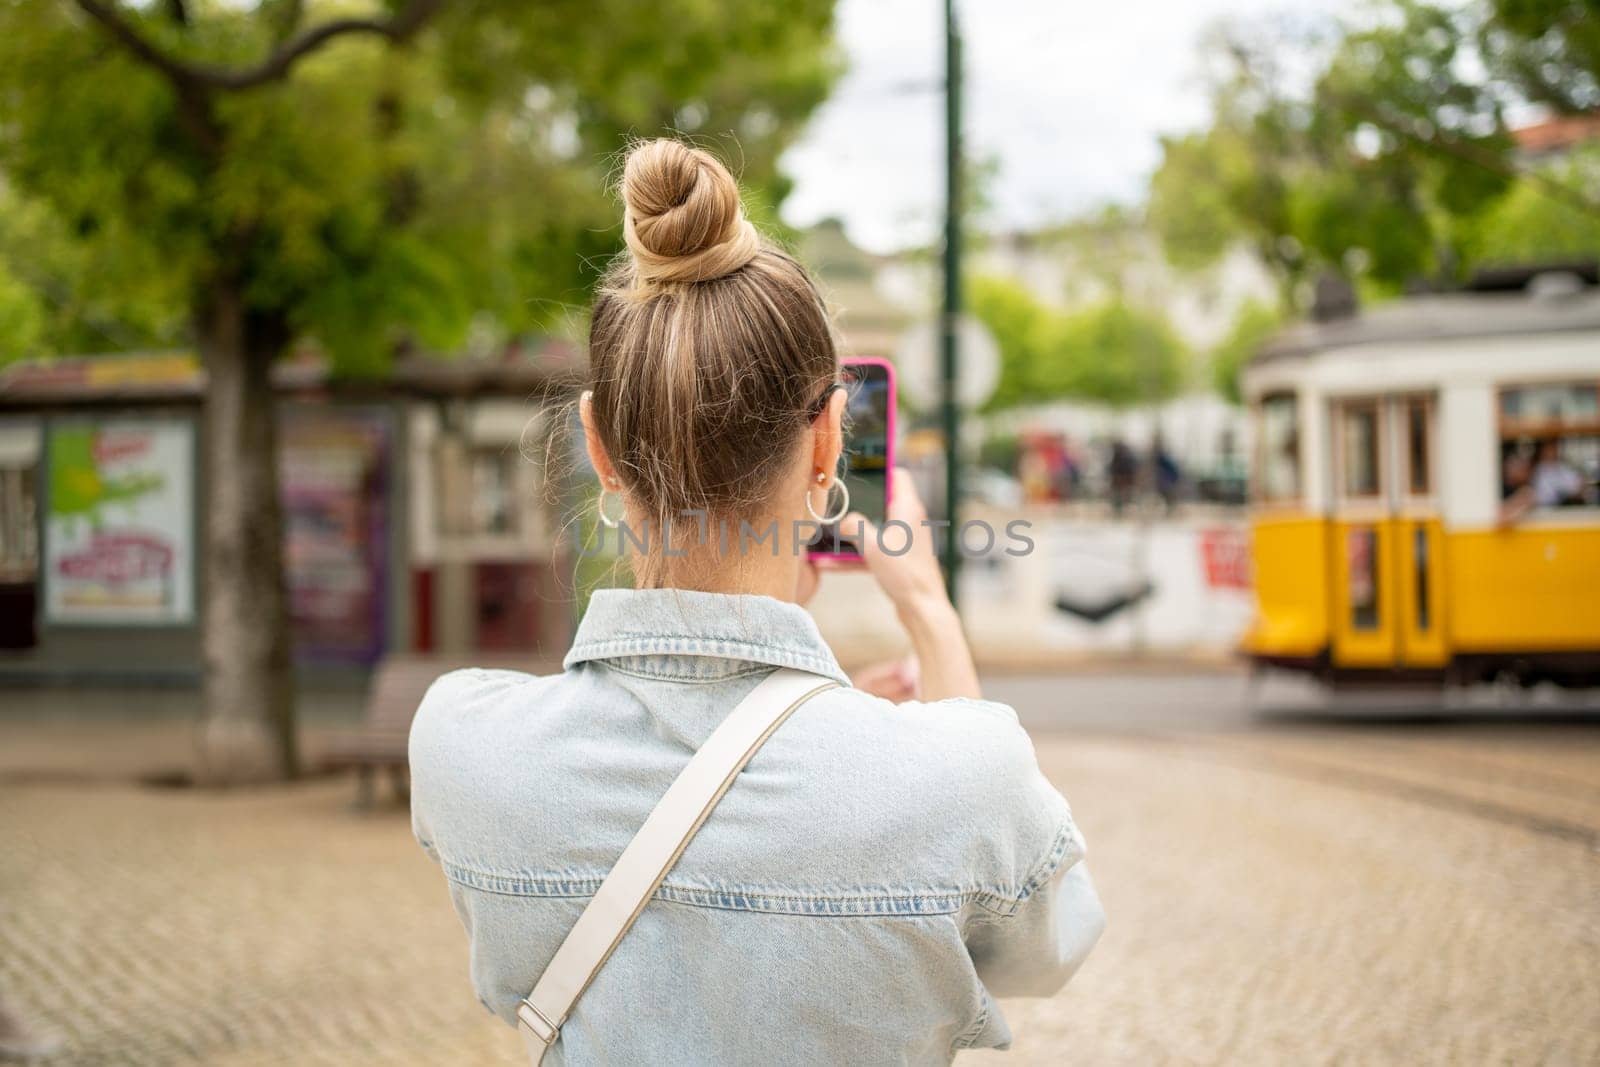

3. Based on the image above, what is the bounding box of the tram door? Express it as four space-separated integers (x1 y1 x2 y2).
1330 395 1448 669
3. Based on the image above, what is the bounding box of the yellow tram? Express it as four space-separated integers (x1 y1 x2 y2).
1241 275 1600 687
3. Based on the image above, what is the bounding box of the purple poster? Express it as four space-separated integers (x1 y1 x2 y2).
279 409 391 664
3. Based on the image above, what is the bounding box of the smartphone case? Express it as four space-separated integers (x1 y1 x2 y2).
809 357 896 566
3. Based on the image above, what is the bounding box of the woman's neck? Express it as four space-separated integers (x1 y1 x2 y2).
632 508 803 602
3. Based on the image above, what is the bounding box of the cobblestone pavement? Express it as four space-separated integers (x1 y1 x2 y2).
1 682 1597 1066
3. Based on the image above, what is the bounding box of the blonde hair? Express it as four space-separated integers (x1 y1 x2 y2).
588 139 839 555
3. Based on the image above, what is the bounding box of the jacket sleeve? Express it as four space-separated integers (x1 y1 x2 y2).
907 696 1108 999
949 705 1106 998
967 852 1105 997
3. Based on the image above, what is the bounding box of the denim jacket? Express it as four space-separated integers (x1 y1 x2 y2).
410 589 1104 1065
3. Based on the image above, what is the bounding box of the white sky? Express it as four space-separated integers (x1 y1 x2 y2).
780 0 1347 253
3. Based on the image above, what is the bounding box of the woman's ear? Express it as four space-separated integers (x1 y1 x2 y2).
810 385 847 483
579 392 620 488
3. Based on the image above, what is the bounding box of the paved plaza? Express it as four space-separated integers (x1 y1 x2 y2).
2 676 1597 1065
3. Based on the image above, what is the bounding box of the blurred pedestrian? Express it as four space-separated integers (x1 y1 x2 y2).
1153 433 1181 514
1108 437 1137 514
1019 444 1051 504
1056 436 1083 501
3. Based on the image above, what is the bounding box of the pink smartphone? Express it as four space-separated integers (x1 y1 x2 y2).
807 357 896 564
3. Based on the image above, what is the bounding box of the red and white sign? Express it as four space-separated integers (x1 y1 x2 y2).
1199 526 1253 591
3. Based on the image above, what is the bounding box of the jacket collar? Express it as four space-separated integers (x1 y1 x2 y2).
564 588 851 684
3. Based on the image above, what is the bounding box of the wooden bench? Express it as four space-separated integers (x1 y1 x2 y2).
323 653 560 808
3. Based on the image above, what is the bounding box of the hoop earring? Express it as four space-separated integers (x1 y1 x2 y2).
806 478 850 524
598 487 625 528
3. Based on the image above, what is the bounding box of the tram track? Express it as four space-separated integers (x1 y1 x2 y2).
1165 730 1600 849
1243 726 1600 800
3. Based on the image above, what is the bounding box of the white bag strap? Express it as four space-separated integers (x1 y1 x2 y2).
517 667 838 1065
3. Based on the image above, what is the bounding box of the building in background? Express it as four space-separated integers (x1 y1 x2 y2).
821 216 1272 500
1511 109 1600 166
0 346 581 683
973 225 1276 355
800 218 911 360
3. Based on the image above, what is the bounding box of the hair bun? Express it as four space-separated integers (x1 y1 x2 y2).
621 139 761 284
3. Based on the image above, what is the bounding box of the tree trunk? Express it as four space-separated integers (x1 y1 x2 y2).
193 282 298 784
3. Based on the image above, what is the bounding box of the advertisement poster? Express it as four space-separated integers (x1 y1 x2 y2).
280 409 390 664
1199 526 1253 591
45 418 195 625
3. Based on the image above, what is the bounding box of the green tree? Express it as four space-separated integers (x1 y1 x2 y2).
0 177 188 354
971 275 1186 411
969 275 1053 411
1148 130 1258 274
1304 1 1514 283
1209 300 1281 405
1479 0 1600 112
1057 300 1187 409
1150 1 1600 304
1148 88 1305 303
0 0 836 782
0 260 44 362
1458 145 1600 262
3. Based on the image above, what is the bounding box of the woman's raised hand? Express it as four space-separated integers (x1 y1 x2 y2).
844 469 980 701
850 656 921 703
843 469 947 621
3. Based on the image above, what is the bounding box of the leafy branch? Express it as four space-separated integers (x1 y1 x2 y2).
73 0 443 92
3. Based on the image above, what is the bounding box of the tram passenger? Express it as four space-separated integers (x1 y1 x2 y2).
1500 441 1531 502
1499 438 1586 524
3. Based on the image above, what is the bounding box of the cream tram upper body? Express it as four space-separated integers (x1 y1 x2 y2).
1239 282 1600 686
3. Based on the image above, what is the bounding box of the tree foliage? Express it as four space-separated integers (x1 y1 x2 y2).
1479 0 1600 112
970 275 1053 411
1209 300 1282 405
971 275 1187 411
0 0 840 366
1460 144 1600 262
0 0 839 782
1149 0 1600 307
0 258 44 362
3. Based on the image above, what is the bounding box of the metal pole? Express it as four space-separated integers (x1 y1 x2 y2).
941 0 963 605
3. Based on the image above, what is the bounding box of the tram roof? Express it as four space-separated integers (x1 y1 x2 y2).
1254 284 1600 364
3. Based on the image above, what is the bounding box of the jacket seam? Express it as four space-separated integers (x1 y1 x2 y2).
575 643 841 667
600 661 774 683
565 637 848 682
972 820 1080 919
952 996 991 1050
438 861 1039 917
573 632 823 651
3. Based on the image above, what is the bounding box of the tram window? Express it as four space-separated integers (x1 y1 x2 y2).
1500 436 1600 511
1499 382 1598 426
1347 527 1379 630
1339 402 1382 499
1499 382 1600 513
1258 394 1300 501
1413 526 1430 632
1405 400 1431 496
